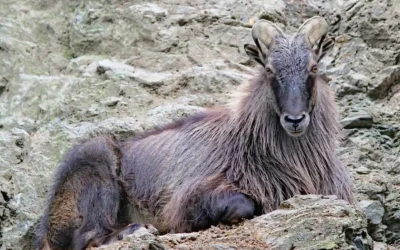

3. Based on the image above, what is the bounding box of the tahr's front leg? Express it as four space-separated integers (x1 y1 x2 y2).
212 192 255 225
162 175 255 233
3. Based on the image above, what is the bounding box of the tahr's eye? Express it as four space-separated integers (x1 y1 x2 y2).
311 65 318 73
265 66 274 74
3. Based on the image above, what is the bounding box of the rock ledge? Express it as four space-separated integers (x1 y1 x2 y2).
96 195 372 250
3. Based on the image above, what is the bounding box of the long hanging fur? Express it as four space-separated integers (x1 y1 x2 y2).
120 69 354 232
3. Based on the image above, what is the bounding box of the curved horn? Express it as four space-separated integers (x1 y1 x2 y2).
297 16 329 46
251 19 283 51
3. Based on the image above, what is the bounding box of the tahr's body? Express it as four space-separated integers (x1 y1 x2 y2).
35 16 354 250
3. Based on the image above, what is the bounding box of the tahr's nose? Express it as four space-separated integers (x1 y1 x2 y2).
284 114 306 127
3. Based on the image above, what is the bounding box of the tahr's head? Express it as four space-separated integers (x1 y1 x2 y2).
244 16 334 137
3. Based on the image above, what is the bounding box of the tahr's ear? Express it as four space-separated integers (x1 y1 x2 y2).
244 44 265 66
297 16 328 46
315 35 335 62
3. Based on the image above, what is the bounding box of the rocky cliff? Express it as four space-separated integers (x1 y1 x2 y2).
0 0 399 249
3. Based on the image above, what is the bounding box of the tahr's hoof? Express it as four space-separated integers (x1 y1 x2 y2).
144 224 160 235
117 223 143 239
87 223 146 248
215 193 255 225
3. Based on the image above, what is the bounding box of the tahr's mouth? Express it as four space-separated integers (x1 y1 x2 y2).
286 129 306 137
280 112 310 137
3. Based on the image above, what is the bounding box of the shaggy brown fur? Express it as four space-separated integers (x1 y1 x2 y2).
35 17 354 249
120 71 354 233
34 136 130 250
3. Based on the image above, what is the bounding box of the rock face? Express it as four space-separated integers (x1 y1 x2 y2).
96 195 373 250
0 0 399 249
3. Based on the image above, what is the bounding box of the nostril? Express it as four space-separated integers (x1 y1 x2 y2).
284 114 306 125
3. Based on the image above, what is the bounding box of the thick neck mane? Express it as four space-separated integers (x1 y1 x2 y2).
230 70 341 155
130 69 352 211
218 70 348 211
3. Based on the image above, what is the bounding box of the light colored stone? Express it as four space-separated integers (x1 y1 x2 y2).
359 200 385 225
341 112 373 129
